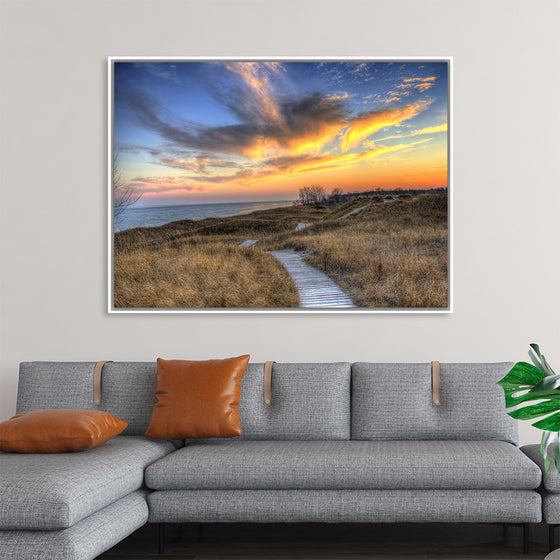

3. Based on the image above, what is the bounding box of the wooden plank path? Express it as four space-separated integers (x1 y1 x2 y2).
269 249 357 308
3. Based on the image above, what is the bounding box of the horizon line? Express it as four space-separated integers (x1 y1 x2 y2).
128 186 448 209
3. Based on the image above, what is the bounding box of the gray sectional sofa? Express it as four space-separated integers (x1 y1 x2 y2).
522 444 560 551
0 361 546 559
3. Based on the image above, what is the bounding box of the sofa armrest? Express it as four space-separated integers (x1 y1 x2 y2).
522 444 560 493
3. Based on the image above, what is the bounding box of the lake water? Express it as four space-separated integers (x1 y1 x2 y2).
114 200 294 232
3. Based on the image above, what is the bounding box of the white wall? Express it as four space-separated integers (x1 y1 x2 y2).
1 0 559 445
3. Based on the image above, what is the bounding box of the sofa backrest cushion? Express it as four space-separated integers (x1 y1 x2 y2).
236 362 351 440
17 362 96 412
351 362 517 445
17 362 158 436
17 361 352 440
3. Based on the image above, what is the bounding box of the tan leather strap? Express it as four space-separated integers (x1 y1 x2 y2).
264 361 276 406
93 361 112 405
432 361 440 406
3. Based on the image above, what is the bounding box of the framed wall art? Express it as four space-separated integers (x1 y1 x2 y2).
108 57 451 313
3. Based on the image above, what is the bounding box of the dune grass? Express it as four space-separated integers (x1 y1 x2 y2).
266 195 448 308
114 193 448 309
323 196 371 220
114 242 298 308
114 205 326 254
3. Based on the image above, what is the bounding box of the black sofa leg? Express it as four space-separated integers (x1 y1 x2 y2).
550 524 558 553
523 523 529 554
158 523 165 555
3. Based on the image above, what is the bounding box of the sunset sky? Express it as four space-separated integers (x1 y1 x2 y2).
113 60 448 207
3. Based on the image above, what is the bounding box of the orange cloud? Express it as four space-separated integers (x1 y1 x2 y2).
414 82 435 92
341 102 429 151
243 137 281 160
397 76 437 93
403 76 436 83
325 92 349 101
244 138 433 185
375 123 447 142
242 121 343 160
285 123 343 155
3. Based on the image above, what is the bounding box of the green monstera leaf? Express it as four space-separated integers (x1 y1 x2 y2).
497 344 560 472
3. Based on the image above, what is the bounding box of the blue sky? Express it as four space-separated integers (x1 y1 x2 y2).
114 60 448 206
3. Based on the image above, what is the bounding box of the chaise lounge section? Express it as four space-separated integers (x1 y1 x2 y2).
0 362 178 560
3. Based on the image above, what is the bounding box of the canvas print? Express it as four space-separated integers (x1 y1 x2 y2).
111 58 450 311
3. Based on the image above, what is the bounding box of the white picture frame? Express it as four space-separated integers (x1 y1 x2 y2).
108 57 452 313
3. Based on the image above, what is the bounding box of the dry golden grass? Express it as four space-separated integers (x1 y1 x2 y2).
114 242 298 308
265 194 448 308
324 196 371 220
114 194 448 309
114 205 324 308
114 205 326 254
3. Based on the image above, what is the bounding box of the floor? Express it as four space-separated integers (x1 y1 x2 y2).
99 522 553 559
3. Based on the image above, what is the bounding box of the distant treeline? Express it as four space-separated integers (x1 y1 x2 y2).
296 186 447 206
346 187 447 199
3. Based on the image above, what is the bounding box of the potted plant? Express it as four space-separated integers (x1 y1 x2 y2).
498 344 560 471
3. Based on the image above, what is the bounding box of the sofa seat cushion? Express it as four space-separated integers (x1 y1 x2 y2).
145 440 541 491
0 436 177 530
522 444 560 493
0 490 149 560
543 493 560 524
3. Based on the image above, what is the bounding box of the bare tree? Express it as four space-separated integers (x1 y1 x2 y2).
299 185 326 208
298 186 311 206
113 154 142 218
308 185 326 208
330 187 344 203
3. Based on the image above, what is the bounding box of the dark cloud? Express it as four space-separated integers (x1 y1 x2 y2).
262 153 314 171
120 87 350 158
116 143 162 157
187 168 255 184
155 156 242 174
276 93 349 143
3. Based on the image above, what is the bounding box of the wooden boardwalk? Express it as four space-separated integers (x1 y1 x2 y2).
269 249 356 308
239 239 258 247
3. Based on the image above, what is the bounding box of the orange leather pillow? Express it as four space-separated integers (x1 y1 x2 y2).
0 409 128 453
145 355 250 439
